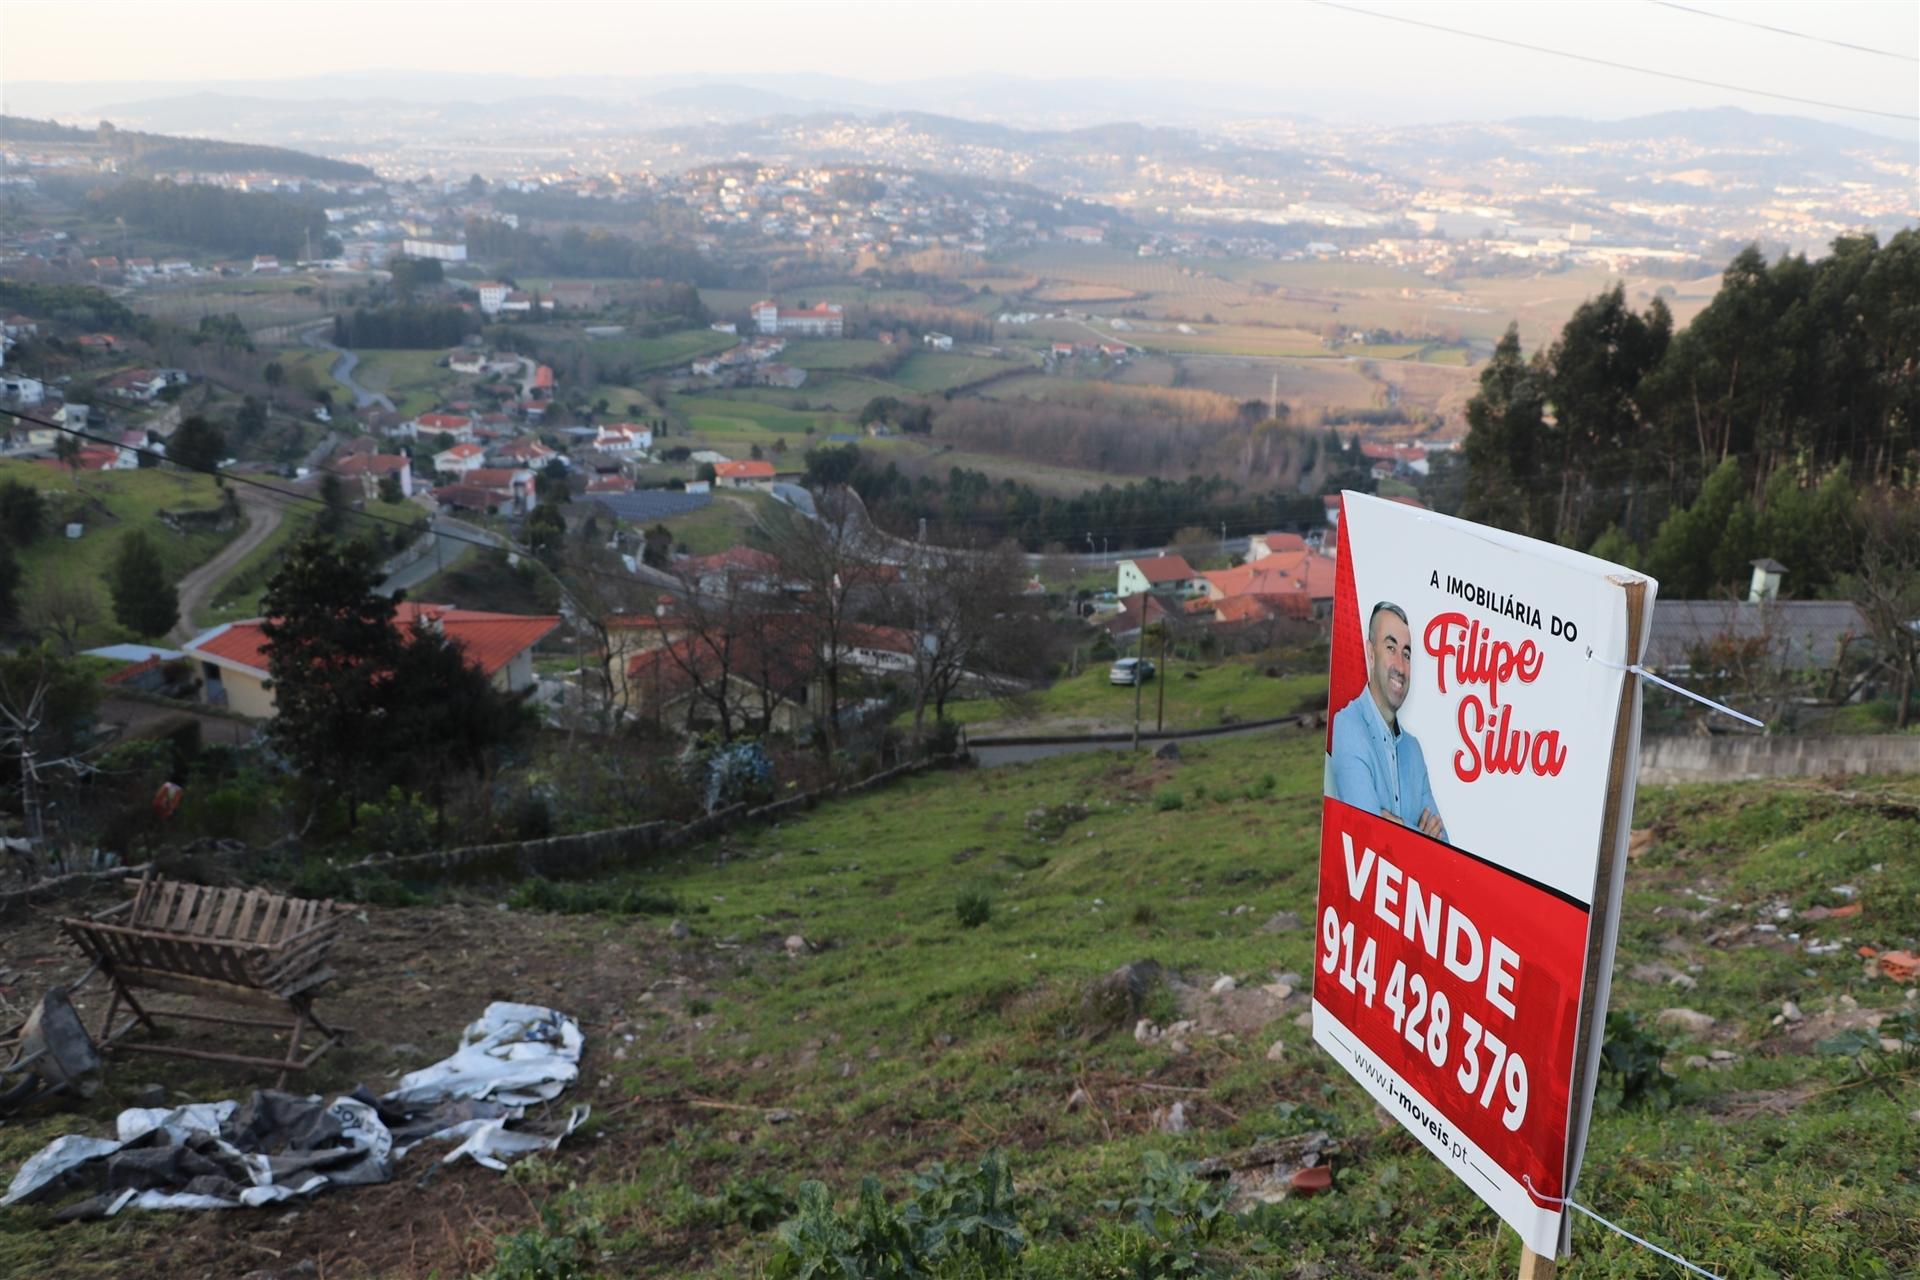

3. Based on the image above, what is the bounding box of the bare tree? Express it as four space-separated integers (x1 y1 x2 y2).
763 490 886 751
1847 491 1920 729
25 578 102 655
898 532 1031 739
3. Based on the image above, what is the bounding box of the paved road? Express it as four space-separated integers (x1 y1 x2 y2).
299 325 394 412
169 484 292 642
378 515 505 596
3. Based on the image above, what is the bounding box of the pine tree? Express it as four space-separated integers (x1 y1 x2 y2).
110 532 178 638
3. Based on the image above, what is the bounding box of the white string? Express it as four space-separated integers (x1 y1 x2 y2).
1523 1176 1727 1279
1586 650 1766 728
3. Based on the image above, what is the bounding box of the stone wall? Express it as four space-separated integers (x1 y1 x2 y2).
1639 734 1920 785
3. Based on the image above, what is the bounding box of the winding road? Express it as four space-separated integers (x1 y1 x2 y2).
169 484 294 643
299 324 395 412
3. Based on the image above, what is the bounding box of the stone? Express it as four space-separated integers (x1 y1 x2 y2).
1262 982 1296 1001
1168 1020 1196 1037
1158 1101 1188 1133
1066 1086 1090 1113
751 1056 770 1070
668 919 690 940
784 934 808 955
612 1047 628 1060
1135 1018 1162 1044
1259 911 1303 934
1684 1055 1709 1070
1210 975 1238 995
1153 741 1181 761
838 1060 853 1078
1293 1010 1314 1029
1880 1037 1905 1054
1083 960 1166 1035
1267 1038 1287 1062
1709 1049 1736 1061
1781 1000 1804 1023
766 1108 796 1124
1655 1007 1718 1035
1668 974 1697 991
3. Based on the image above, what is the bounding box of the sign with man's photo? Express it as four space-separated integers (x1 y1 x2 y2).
1312 492 1656 1258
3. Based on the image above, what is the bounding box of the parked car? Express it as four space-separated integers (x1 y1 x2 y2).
1109 657 1156 686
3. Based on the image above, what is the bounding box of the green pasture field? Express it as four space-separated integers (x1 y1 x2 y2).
590 329 739 374
889 351 1009 393
350 348 460 418
0 460 230 645
935 659 1327 734
780 339 893 371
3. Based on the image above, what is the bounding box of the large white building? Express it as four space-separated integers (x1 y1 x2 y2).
750 299 844 338
402 239 468 262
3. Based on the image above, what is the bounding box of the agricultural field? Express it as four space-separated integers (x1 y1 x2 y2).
128 273 343 334
889 351 1012 393
588 329 739 375
779 339 894 371
5 734 1912 1277
859 436 1128 498
677 396 846 442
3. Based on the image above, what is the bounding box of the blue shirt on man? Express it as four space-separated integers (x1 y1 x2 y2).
1329 688 1447 841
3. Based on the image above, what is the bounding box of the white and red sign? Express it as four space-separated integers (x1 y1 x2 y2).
1313 492 1655 1256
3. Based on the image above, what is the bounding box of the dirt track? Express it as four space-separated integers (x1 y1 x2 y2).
168 485 288 643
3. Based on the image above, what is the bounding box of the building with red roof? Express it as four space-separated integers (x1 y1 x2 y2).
1248 532 1307 560
182 603 560 719
326 451 414 499
750 299 844 338
713 459 776 489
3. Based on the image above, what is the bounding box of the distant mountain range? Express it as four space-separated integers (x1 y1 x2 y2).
0 114 378 182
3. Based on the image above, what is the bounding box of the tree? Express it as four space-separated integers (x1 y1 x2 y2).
803 443 861 488
898 533 1030 738
263 360 285 407
377 471 404 505
695 462 718 485
169 415 226 474
0 480 47 547
0 544 20 627
260 534 400 821
25 576 102 654
526 503 566 559
1845 491 1920 729
1460 325 1548 537
766 491 885 750
53 433 82 482
110 532 178 638
642 523 673 569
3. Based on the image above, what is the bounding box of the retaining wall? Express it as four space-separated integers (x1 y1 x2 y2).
1639 734 1920 785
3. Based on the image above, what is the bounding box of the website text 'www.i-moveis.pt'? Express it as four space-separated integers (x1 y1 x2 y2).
1352 1044 1455 1152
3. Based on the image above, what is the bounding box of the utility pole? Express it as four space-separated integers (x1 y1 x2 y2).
1270 371 1279 420
1155 625 1168 733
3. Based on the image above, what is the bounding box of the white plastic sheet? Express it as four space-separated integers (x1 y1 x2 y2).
2 1003 587 1215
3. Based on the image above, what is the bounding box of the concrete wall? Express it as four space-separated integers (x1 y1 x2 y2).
1639 734 1920 785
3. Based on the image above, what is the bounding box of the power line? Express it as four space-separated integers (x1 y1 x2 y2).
1650 0 1919 63
1311 0 1917 122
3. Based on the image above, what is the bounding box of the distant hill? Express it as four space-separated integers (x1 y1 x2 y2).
0 114 379 182
1502 106 1904 151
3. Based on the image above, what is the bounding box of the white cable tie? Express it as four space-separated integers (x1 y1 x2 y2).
1523 1175 1727 1280
1585 649 1765 729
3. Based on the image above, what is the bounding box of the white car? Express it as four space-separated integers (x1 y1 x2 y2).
1109 658 1156 686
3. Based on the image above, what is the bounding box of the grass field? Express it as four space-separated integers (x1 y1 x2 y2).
937 658 1327 734
129 274 338 332
590 329 739 375
780 339 893 371
889 351 1009 393
351 349 459 418
657 490 782 556
199 493 423 625
0 460 230 646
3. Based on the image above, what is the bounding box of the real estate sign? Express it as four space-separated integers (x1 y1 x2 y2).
1313 492 1656 1257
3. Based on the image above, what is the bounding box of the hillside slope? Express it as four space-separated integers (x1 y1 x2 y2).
1 731 1914 1276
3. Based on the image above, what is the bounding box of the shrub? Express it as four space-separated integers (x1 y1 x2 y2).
906 1150 1027 1268
507 877 678 916
955 887 992 929
1153 789 1184 812
482 1214 600 1280
767 1179 920 1280
1597 1010 1678 1111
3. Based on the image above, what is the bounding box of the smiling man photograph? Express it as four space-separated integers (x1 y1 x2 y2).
1329 601 1448 842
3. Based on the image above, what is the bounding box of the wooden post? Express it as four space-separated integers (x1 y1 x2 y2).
1518 1246 1556 1279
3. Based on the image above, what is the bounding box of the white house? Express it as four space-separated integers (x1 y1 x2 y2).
923 332 954 351
593 423 653 453
474 281 509 315
1116 554 1202 597
434 442 487 476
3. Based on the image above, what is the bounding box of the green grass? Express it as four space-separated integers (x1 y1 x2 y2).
200 494 423 625
890 351 1007 393
4 735 1918 1276
651 491 782 556
0 460 231 645
590 329 738 374
780 339 893 371
351 348 459 418
935 657 1328 733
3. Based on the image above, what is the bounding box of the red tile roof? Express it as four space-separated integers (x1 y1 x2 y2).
416 412 471 430
466 467 531 489
1126 554 1196 584
1254 532 1307 555
678 546 780 577
188 604 558 680
329 453 409 476
714 460 775 480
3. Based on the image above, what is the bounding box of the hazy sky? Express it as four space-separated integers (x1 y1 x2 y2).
3 0 1916 132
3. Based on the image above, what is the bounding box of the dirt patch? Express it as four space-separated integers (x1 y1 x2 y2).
0 890 729 1279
